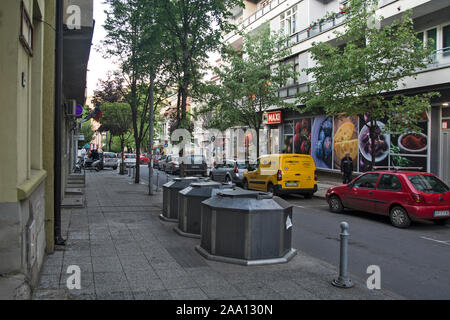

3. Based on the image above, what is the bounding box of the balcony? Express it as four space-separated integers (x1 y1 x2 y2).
423 47 450 71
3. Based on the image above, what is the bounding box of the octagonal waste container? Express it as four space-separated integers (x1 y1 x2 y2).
195 188 296 266
161 177 200 222
174 181 234 238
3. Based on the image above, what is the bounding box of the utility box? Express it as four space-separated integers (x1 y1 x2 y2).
174 181 233 238
161 177 200 222
196 188 296 266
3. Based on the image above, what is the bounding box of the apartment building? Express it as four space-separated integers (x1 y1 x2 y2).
221 0 450 182
0 0 93 299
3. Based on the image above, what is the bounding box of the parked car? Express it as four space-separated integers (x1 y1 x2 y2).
180 154 208 177
210 159 247 186
152 155 162 168
117 153 137 168
164 155 180 175
326 171 450 228
242 153 317 197
103 152 118 170
139 153 149 165
157 155 168 171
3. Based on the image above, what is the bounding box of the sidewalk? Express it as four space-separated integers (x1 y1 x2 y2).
33 170 401 300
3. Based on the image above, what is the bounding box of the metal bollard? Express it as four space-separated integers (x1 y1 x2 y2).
332 222 354 288
128 166 131 176
156 171 159 192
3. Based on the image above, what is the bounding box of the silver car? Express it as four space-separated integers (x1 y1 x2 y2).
103 152 118 170
164 155 180 175
209 159 247 186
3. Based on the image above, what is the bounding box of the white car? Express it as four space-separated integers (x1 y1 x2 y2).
117 153 137 168
103 152 119 170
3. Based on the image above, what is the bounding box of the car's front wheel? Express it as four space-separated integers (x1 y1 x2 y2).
242 179 249 190
390 206 411 228
329 195 344 213
433 218 448 226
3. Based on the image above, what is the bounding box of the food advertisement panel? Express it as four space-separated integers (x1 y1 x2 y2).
294 118 312 155
389 120 428 172
333 116 359 170
358 116 390 172
312 116 333 169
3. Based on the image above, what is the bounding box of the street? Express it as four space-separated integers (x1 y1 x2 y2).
139 165 450 299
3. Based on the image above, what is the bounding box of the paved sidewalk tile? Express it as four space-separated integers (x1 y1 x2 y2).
33 170 402 300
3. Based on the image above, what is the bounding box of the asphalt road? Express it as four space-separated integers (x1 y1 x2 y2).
139 165 450 299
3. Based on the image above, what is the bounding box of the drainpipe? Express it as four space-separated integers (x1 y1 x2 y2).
54 0 65 245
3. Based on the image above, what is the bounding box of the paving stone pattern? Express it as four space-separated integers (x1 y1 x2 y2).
33 170 402 300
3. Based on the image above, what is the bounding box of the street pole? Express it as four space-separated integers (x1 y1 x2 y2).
54 0 65 245
148 72 155 195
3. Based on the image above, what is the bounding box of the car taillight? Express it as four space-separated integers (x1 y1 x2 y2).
234 165 238 174
184 164 187 169
314 169 318 181
411 193 425 204
277 170 282 181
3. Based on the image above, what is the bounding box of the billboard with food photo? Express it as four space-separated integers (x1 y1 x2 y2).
389 119 428 171
333 116 359 170
358 116 390 172
294 118 312 155
312 116 333 169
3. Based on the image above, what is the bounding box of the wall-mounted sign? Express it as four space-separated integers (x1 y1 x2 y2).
20 1 33 56
442 120 448 130
76 104 83 117
263 111 282 124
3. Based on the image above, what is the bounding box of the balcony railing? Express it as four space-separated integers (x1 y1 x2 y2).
277 47 450 99
425 47 450 70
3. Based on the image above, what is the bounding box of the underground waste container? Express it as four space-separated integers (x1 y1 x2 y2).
161 177 200 222
174 181 234 238
195 188 296 266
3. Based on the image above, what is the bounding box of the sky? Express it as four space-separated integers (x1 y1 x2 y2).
86 1 116 98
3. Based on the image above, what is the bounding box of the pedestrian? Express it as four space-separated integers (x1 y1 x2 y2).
340 151 353 184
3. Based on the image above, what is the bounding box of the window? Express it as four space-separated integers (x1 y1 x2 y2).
352 173 380 189
284 55 299 86
280 5 297 36
427 28 437 50
443 25 450 56
408 175 449 194
377 174 402 191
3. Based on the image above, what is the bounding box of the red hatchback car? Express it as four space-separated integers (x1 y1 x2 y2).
326 171 450 228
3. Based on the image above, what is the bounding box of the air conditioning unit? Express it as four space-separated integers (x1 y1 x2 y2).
66 99 77 117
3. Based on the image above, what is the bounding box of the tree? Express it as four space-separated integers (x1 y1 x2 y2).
158 0 244 132
78 121 95 148
298 0 440 169
92 71 125 107
97 102 133 174
103 0 164 183
199 25 299 158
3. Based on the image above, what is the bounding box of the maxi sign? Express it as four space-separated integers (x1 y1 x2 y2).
263 111 282 125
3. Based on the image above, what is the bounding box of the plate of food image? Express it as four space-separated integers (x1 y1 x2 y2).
359 121 390 162
398 132 427 153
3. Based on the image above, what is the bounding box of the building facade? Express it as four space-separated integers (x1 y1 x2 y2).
219 0 450 183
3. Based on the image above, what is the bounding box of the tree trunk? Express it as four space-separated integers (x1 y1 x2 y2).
369 119 376 170
148 73 155 195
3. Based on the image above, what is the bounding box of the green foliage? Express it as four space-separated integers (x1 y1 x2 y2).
198 25 299 156
298 0 440 168
79 121 95 147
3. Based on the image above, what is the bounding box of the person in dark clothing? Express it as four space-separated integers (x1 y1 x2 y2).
341 152 353 184
91 149 100 161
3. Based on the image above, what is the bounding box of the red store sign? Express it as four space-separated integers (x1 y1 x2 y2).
263 111 282 124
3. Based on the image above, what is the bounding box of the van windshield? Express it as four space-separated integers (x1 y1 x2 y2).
408 175 449 194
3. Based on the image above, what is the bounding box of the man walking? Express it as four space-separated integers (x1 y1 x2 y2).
341 152 353 184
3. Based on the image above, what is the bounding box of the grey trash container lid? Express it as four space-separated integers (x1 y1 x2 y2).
163 176 200 189
180 181 233 197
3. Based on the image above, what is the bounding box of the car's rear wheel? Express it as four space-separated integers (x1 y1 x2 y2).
113 166 117 170
329 195 344 213
243 179 249 190
433 218 448 226
267 183 277 196
390 206 411 228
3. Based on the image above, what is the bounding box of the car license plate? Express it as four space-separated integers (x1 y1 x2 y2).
285 183 298 187
434 210 450 217
191 166 199 169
